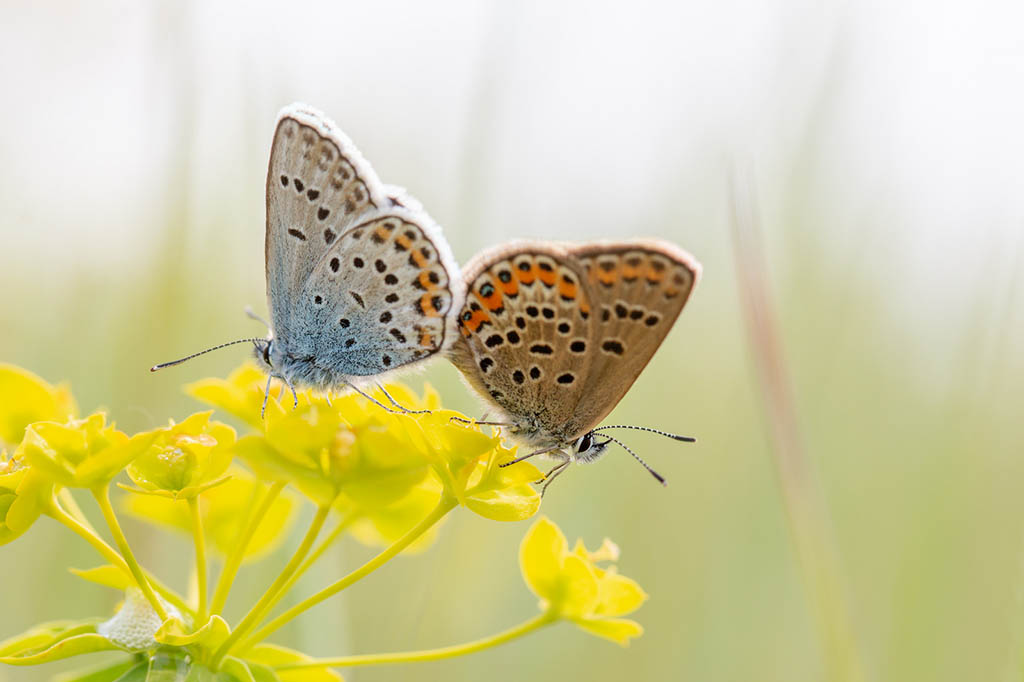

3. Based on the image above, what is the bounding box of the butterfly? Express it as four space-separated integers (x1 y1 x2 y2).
448 240 700 493
153 104 464 413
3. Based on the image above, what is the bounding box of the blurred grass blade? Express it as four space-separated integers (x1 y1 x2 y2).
730 169 868 682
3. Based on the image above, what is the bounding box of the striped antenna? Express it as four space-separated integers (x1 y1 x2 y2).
150 338 263 372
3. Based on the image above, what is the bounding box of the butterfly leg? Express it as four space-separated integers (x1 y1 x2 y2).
342 382 410 415
500 446 561 468
324 391 332 407
260 374 274 419
540 459 571 497
377 384 431 415
449 415 513 427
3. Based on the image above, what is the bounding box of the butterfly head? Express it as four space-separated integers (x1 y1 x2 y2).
571 431 612 464
253 337 274 370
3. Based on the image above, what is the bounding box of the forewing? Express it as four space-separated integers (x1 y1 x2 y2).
449 242 597 439
561 240 701 436
290 212 461 377
266 104 387 339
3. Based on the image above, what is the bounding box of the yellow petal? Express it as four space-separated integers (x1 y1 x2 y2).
156 615 230 649
595 569 648 617
557 554 600 617
0 364 77 447
343 478 444 552
464 484 540 522
572 617 644 646
69 565 133 591
519 516 568 602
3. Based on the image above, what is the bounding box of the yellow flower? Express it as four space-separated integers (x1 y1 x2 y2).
231 400 431 508
337 477 446 553
193 363 542 522
519 516 647 645
0 364 77 449
409 412 542 521
122 468 298 561
124 412 235 499
0 451 51 545
17 414 159 489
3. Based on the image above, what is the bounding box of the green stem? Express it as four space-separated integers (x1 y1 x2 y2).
277 612 555 670
49 493 190 615
255 511 358 621
210 481 286 615
243 494 456 650
188 497 209 622
210 504 332 667
47 497 130 573
91 485 170 621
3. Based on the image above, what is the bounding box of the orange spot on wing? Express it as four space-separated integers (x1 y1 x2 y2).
418 270 436 290
395 234 414 251
419 293 441 317
517 263 536 285
463 309 492 333
621 263 641 282
374 225 391 242
537 268 556 287
479 293 503 311
557 278 578 300
419 331 435 347
597 269 618 286
496 273 519 297
645 264 665 284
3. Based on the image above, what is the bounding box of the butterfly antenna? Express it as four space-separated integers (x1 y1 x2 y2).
599 434 667 486
593 424 696 443
150 338 264 372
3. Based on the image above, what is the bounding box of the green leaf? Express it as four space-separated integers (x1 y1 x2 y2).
243 644 343 682
53 657 137 682
247 662 281 682
181 663 219 682
70 565 133 590
0 633 118 665
112 662 149 682
221 657 257 682
146 653 192 682
0 620 82 656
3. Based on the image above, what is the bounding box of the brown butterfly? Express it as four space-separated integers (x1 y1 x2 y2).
448 240 700 493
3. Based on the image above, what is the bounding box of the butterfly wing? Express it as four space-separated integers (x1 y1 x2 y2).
449 240 700 443
560 240 700 436
266 105 462 383
266 104 388 341
291 211 461 379
449 242 599 443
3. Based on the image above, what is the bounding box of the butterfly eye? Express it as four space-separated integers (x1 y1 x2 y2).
263 342 273 367
576 432 593 453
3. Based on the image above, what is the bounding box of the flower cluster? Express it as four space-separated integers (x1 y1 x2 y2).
0 362 649 680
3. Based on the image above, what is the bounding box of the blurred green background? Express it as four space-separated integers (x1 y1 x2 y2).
2 1 1023 680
